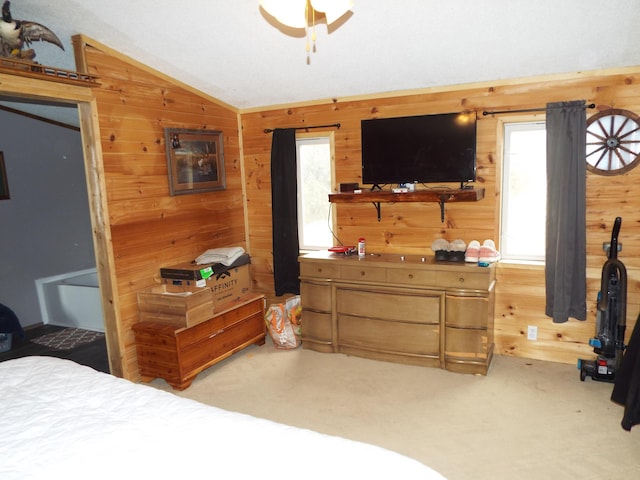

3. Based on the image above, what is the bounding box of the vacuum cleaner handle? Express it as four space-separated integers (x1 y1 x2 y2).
610 217 622 260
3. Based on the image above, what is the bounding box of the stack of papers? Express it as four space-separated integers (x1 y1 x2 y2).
195 246 245 266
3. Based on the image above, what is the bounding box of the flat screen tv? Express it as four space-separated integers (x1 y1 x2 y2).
361 112 477 187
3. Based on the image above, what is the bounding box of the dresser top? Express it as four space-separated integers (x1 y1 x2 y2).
299 250 496 274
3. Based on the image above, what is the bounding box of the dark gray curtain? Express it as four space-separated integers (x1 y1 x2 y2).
270 128 300 296
545 100 587 323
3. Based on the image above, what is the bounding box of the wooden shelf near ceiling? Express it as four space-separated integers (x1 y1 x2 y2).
0 57 99 87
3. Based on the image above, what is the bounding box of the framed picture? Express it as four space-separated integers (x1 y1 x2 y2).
0 152 9 200
164 128 225 195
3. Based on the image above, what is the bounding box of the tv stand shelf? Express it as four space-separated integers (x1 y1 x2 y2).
328 188 485 222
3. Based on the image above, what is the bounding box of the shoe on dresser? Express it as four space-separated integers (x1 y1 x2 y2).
465 240 480 263
478 239 500 263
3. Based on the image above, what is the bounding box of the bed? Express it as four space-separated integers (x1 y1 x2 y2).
0 356 446 479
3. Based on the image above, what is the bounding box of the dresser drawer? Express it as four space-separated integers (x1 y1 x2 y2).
445 326 490 359
301 310 333 343
336 288 441 324
340 265 386 282
339 315 440 356
300 262 341 279
436 271 491 290
300 281 332 312
445 293 489 328
386 268 437 286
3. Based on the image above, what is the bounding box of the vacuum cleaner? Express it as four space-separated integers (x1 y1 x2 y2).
578 217 627 382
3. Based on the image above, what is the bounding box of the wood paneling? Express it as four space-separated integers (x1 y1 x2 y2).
75 30 640 373
242 67 640 366
78 40 246 380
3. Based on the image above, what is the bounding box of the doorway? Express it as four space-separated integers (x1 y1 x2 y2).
0 102 99 330
0 72 120 376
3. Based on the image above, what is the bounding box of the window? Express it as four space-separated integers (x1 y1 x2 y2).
501 122 546 262
296 134 334 250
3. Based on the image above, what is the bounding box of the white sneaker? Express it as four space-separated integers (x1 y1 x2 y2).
465 240 480 262
478 239 500 263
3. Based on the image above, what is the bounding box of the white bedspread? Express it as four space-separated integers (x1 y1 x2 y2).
0 356 445 479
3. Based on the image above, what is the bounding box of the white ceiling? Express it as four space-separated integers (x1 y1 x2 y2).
2 0 640 124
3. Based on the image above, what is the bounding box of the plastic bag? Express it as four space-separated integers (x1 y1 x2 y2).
285 295 302 338
265 300 301 350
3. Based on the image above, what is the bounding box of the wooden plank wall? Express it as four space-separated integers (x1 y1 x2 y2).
242 68 640 366
78 33 640 375
80 41 246 379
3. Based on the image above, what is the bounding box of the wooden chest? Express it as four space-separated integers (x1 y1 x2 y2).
133 293 266 390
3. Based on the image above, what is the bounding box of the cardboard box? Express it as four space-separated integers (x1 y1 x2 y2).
137 284 214 327
209 264 251 305
161 254 252 298
160 263 252 306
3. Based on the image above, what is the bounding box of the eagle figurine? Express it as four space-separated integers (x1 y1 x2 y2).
0 1 63 60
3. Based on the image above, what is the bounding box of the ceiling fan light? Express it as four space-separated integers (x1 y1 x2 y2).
259 0 307 28
310 0 354 24
259 0 354 62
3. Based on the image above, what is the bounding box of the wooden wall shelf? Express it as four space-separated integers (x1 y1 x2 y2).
328 188 485 222
0 58 99 87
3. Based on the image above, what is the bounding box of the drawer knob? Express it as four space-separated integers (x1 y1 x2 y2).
459 277 465 283
360 270 366 276
408 274 414 279
317 268 322 273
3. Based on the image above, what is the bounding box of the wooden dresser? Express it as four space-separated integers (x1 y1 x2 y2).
299 251 495 375
133 293 266 390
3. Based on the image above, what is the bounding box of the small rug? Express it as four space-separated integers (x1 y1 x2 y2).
31 328 105 351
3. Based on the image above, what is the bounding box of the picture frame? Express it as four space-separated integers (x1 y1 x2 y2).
164 128 225 196
0 152 9 200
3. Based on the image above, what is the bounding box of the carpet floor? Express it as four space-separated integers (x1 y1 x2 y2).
148 337 640 480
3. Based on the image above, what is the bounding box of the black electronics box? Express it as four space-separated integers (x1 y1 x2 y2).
161 254 251 281
339 182 359 193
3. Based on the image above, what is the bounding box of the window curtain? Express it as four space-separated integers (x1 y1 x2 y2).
545 100 587 323
270 128 300 296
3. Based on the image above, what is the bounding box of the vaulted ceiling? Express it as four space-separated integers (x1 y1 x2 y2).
2 0 640 125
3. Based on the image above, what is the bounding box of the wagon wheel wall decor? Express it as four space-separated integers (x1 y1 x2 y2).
586 108 640 175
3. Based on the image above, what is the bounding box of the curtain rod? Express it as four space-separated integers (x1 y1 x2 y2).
482 103 596 116
264 123 341 134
